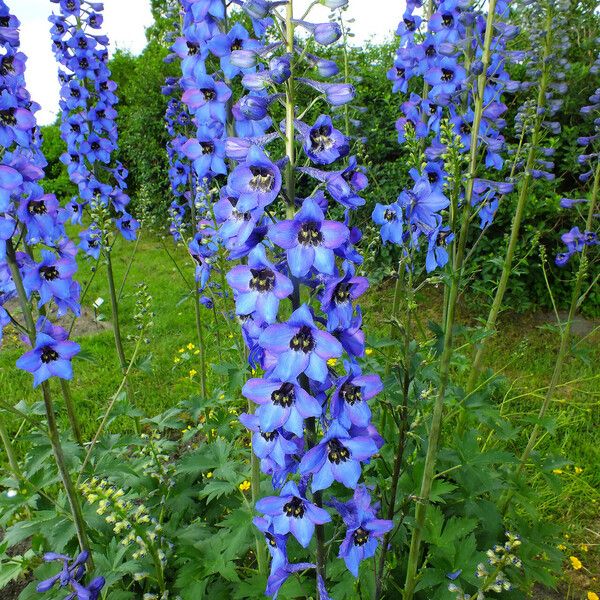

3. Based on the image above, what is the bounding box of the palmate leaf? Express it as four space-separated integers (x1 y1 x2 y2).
177 437 234 477
216 507 255 558
198 479 238 503
3 510 57 548
232 573 269 599
0 560 23 589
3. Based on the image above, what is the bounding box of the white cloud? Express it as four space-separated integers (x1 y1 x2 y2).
16 0 153 125
15 0 402 126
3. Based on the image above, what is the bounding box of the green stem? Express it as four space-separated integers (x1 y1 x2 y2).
0 418 22 478
117 228 142 301
499 160 600 515
189 190 209 399
466 8 554 395
106 249 128 373
60 379 84 447
402 3 498 597
6 240 90 557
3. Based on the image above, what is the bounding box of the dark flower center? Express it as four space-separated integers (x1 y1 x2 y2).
96 109 105 119
232 209 252 222
460 122 471 135
0 16 11 27
441 68 455 82
249 166 275 192
100 81 109 91
310 125 334 153
341 382 362 405
41 346 59 363
404 18 416 31
327 439 350 464
199 141 215 155
40 265 60 281
56 23 65 33
298 221 323 246
89 15 98 25
78 38 88 49
186 41 199 55
231 38 243 51
396 67 405 78
71 88 81 98
271 382 295 408
283 496 305 519
290 325 315 353
427 171 439 184
265 532 277 547
428 103 438 115
66 0 76 9
353 527 369 546
0 56 15 76
0 108 16 126
384 209 396 222
79 58 89 69
71 123 81 133
438 230 451 245
200 87 216 101
441 13 454 27
120 220 131 230
425 44 436 57
334 282 352 304
91 141 100 151
261 430 278 442
28 200 47 215
70 153 79 163
249 267 275 292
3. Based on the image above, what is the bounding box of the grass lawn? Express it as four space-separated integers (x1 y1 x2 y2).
1 232 599 594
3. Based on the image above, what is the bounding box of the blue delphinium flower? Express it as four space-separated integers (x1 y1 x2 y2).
329 485 393 576
299 421 378 492
36 550 105 600
256 480 331 547
269 196 349 277
0 1 81 381
49 0 138 254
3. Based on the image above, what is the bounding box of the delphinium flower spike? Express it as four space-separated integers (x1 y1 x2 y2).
381 1 519 598
49 0 139 377
0 0 89 554
213 1 391 596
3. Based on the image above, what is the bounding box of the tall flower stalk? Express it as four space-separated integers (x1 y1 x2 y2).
499 81 600 514
378 0 518 596
466 0 569 394
49 0 139 380
168 0 392 596
0 0 89 553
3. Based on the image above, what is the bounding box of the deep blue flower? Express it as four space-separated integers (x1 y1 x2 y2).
228 145 282 212
259 304 343 382
22 249 77 309
256 480 331 547
330 363 382 429
297 115 349 165
299 421 378 491
182 75 232 124
270 196 349 277
243 376 322 436
227 245 293 323
372 202 403 245
16 326 80 386
320 265 368 331
330 485 393 577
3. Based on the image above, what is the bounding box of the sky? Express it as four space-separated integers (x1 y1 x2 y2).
15 0 403 126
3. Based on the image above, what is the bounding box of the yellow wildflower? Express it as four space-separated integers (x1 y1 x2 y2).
552 469 563 475
365 348 373 356
189 369 197 378
194 349 200 355
206 471 213 478
178 348 185 353
187 343 195 350
580 544 589 553
239 480 251 492
327 358 338 367
588 593 599 600
558 544 567 551
575 466 583 475
569 556 582 570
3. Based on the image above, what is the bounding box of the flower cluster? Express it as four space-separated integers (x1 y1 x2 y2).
378 0 517 269
49 0 138 255
555 82 599 266
166 1 392 595
36 550 104 600
80 478 167 564
0 1 81 384
448 532 522 600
